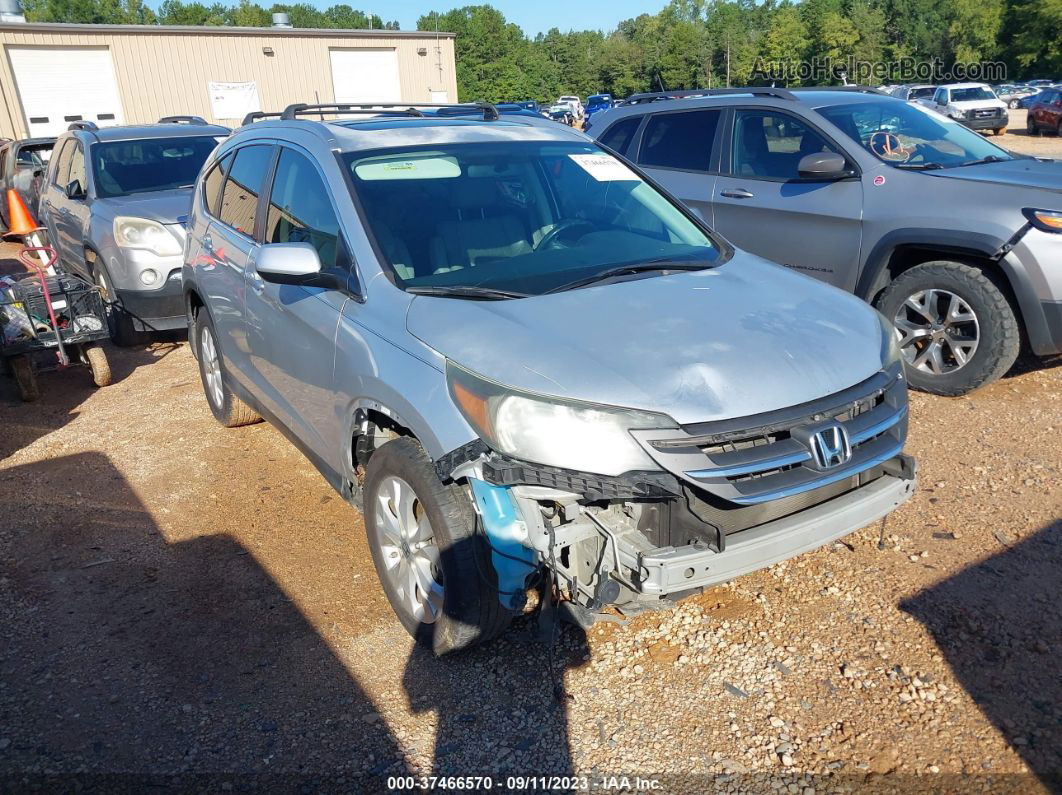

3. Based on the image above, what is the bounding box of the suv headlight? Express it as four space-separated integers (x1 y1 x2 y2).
113 216 182 257
447 362 676 476
877 311 902 369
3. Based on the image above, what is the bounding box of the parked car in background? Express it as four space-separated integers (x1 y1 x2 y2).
921 83 1008 135
1025 79 1057 88
183 101 915 653
558 95 583 119
890 84 936 103
40 116 228 345
0 136 55 229
1016 88 1056 109
546 103 575 125
995 84 1038 108
1026 86 1062 136
584 93 614 123
590 87 1062 395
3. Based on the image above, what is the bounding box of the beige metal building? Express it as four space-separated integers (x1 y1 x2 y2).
0 21 458 139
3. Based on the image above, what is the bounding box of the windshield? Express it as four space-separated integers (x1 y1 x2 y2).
909 87 936 100
91 136 219 198
818 100 1013 169
950 87 996 102
344 141 721 295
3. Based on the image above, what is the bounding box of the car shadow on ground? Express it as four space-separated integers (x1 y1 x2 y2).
1004 351 1061 380
0 451 403 789
901 519 1062 790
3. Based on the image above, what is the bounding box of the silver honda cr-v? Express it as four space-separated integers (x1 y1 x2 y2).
183 102 916 654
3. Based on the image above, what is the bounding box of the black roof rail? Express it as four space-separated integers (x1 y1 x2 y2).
789 85 890 96
67 120 99 132
279 101 501 122
158 115 210 125
620 87 797 105
241 111 284 125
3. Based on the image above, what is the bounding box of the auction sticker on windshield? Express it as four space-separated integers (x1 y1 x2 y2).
569 153 641 181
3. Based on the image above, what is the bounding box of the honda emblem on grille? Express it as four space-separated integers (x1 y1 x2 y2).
810 423 852 469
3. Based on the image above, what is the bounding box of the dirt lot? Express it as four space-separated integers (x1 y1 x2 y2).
1 118 1061 792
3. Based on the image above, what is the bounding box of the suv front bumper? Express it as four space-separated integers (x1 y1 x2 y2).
116 276 185 331
634 458 916 595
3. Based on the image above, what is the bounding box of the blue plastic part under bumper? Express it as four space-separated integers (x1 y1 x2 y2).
468 478 537 610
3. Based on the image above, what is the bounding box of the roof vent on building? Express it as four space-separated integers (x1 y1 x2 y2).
271 12 292 28
0 0 26 23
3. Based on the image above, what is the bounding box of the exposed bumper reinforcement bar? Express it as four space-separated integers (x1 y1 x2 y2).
633 461 916 595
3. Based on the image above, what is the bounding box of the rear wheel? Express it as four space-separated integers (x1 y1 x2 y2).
194 310 261 427
364 437 515 655
10 354 39 402
83 343 111 387
1027 115 1038 135
876 261 1020 396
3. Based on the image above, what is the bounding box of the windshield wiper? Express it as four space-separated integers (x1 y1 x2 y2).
406 285 529 300
544 259 715 294
894 162 944 170
950 155 1011 168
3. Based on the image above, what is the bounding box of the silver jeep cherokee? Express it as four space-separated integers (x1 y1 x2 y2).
183 102 916 654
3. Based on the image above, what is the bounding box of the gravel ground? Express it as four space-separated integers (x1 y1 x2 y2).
1 120 1061 793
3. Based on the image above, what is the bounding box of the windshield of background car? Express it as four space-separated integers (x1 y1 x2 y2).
950 87 996 102
91 136 219 198
817 100 1012 168
909 87 936 100
343 141 721 295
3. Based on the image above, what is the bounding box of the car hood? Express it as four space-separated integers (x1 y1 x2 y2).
950 99 1007 110
406 256 885 425
926 158 1062 192
97 189 193 225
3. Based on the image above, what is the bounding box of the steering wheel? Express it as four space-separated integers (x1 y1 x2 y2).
867 130 914 162
534 219 595 251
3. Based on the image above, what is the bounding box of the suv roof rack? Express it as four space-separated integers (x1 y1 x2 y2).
67 120 99 132
620 87 797 105
241 111 284 125
279 101 501 122
158 115 210 125
788 85 889 96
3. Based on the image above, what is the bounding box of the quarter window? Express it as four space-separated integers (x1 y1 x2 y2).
639 110 721 171
732 111 838 181
265 148 341 270
67 142 86 193
202 153 232 218
598 116 641 156
218 145 274 237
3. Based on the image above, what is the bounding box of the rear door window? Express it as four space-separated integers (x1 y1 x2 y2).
264 148 342 270
639 109 721 171
68 142 86 193
51 139 73 187
218 145 274 238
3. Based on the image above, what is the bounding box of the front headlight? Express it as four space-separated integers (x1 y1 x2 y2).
113 216 182 257
447 362 676 476
877 311 902 369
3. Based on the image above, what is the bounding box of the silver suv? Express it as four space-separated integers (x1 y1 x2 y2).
183 102 916 654
588 87 1062 395
41 117 229 345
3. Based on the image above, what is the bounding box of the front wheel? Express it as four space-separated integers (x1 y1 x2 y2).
1009 99 1019 109
94 265 147 347
875 261 1020 396
364 437 515 655
1027 115 1038 135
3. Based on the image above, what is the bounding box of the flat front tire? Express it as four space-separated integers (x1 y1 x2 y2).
364 437 514 655
876 261 1020 396
194 310 261 428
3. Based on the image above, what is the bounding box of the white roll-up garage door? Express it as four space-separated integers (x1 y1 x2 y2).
330 48 402 104
8 46 124 138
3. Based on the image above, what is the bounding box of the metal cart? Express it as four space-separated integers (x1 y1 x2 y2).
0 247 111 402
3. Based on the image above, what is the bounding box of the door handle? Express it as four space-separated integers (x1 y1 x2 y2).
720 188 755 199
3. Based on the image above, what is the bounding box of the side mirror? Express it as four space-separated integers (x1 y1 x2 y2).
798 152 849 179
255 242 322 285
936 98 947 106
65 179 85 200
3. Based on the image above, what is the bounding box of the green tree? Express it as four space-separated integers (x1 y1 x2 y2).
760 4 809 84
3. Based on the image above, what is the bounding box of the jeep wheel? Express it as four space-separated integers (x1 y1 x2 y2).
876 261 1020 396
194 310 261 427
364 437 515 655
95 266 147 347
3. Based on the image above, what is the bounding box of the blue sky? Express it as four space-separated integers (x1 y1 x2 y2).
379 0 658 36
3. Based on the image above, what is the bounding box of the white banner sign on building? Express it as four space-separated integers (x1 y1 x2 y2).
208 81 261 120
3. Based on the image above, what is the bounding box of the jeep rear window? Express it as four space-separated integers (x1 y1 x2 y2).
344 141 722 295
91 136 219 198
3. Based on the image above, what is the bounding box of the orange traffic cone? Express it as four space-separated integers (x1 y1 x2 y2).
5 188 52 273
5 188 38 237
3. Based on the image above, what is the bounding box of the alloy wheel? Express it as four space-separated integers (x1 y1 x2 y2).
374 475 443 624
893 289 979 375
199 325 225 409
